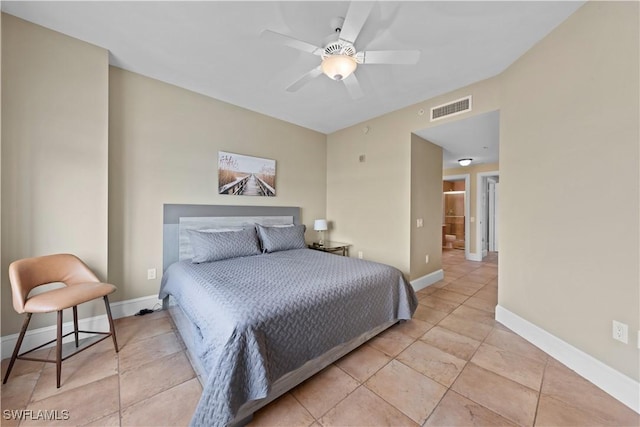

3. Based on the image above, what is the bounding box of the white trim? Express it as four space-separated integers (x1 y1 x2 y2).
109 294 164 319
496 305 640 414
488 180 499 252
476 170 500 259
443 173 471 261
410 269 444 292
467 252 483 262
1 295 162 360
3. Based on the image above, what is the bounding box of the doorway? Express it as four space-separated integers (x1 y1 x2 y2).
442 174 471 260
477 171 500 259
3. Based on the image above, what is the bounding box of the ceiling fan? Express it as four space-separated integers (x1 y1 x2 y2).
261 1 420 99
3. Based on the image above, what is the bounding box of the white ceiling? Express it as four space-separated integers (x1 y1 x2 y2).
2 1 584 165
416 110 500 169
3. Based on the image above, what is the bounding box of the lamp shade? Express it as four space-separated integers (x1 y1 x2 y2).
321 55 357 81
458 158 473 167
313 219 328 231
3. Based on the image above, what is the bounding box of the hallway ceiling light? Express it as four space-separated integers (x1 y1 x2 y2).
458 158 473 166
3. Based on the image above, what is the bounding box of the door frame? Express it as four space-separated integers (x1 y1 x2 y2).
442 173 471 260
476 170 500 258
488 178 499 252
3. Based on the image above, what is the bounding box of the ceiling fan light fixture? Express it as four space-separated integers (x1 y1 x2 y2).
321 55 357 81
458 158 473 167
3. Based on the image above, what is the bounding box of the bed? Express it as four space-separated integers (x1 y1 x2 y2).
159 204 418 426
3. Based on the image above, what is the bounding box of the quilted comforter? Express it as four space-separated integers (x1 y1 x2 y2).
159 248 417 426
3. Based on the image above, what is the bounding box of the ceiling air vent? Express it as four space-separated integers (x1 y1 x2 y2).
430 96 472 121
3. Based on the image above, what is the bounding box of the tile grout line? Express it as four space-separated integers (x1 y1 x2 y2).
287 391 315 426
18 355 47 427
328 328 424 423
531 355 552 427
117 338 123 427
327 319 432 426
440 257 545 425
422 254 511 425
367 353 445 425
23 349 48 420
367 257 498 426
5 252 524 427
360 327 430 425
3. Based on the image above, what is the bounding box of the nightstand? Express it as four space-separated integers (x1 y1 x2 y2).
308 241 351 256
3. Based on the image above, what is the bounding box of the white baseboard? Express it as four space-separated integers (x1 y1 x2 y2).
410 269 444 292
467 252 483 262
1 295 162 360
496 305 640 414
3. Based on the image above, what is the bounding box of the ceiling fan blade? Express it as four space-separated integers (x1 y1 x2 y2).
286 67 323 92
343 73 364 100
359 50 421 65
338 1 374 45
261 30 323 56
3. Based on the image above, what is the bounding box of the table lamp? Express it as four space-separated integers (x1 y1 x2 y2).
314 219 328 246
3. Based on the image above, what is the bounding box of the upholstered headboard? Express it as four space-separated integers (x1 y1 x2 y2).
162 204 301 271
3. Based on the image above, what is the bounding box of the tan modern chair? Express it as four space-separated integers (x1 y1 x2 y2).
2 253 119 388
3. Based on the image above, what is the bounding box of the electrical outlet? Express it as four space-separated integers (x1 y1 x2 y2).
357 251 363 259
612 320 628 344
417 218 423 228
147 268 157 280
425 254 429 264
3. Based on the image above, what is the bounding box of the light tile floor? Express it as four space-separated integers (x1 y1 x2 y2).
2 249 638 426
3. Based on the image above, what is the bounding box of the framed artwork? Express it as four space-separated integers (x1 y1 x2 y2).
218 151 276 196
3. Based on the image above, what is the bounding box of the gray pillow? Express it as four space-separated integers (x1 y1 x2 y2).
256 224 307 253
187 228 261 263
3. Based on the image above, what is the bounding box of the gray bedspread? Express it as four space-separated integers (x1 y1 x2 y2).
159 248 417 426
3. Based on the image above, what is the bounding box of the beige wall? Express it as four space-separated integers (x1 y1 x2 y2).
410 135 443 280
325 118 411 273
108 68 326 301
3 0 638 391
326 77 500 276
1 15 109 335
500 1 639 380
327 0 638 384
1 12 3 331
444 162 500 256
0 15 326 335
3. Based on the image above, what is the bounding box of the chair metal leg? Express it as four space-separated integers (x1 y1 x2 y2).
2 313 32 384
56 310 63 388
73 306 79 348
5 299 118 389
103 296 119 352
